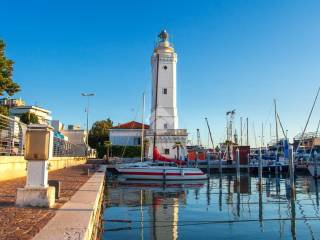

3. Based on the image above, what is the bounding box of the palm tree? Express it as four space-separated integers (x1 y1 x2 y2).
103 141 112 160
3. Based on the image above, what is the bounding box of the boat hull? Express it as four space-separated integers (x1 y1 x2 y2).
115 167 208 180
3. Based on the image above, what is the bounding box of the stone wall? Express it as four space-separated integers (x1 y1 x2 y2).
0 156 87 182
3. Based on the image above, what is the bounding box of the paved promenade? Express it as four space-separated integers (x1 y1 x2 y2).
0 164 94 240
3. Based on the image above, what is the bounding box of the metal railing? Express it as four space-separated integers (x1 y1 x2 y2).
0 114 27 156
53 137 86 157
0 113 86 157
145 129 188 136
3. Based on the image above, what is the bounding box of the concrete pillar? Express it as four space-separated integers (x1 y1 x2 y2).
16 124 55 208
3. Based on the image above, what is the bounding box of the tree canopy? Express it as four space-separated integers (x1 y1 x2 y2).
20 112 39 125
88 118 113 149
0 40 20 96
0 106 9 116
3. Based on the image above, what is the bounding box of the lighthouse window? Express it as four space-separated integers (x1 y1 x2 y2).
163 65 168 70
164 149 170 154
163 88 167 94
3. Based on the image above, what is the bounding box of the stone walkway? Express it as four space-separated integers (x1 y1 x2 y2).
0 164 94 240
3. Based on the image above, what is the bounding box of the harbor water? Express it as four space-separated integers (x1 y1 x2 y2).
103 174 320 239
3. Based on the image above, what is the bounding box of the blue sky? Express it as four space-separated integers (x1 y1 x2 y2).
1 0 320 146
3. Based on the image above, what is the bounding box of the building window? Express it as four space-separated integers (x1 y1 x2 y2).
163 65 168 70
163 88 167 94
134 137 141 145
164 149 170 154
164 123 168 129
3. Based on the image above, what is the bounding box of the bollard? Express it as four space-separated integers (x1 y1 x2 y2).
16 124 55 208
236 148 240 183
48 180 61 199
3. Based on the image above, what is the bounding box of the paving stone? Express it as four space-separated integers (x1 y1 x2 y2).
0 164 94 240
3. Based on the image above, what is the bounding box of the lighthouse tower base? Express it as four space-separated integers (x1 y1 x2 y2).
145 129 188 160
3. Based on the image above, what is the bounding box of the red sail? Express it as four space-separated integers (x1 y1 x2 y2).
153 147 185 165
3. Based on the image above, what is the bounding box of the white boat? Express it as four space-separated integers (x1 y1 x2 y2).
115 161 207 181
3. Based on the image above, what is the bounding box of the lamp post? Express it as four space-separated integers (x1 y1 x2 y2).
81 93 95 157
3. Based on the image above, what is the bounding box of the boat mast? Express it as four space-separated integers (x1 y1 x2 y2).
205 118 214 149
240 117 243 146
296 86 320 153
141 92 145 162
274 99 279 143
246 117 249 146
153 54 160 160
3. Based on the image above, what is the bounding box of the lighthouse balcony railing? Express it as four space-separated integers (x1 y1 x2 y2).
145 129 188 136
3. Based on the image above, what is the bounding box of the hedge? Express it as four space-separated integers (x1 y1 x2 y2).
97 145 141 158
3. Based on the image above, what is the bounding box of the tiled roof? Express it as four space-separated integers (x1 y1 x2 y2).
111 121 150 129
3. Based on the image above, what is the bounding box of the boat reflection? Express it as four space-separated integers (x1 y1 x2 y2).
104 175 320 240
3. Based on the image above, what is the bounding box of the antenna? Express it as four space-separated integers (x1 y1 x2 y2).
196 129 202 147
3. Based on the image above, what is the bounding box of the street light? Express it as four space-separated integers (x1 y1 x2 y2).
81 93 95 157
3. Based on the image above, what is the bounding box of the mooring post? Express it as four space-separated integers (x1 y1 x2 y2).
219 151 222 175
259 147 263 189
275 147 279 176
289 145 295 196
247 153 250 175
236 148 240 183
314 151 318 178
186 155 189 168
207 151 210 175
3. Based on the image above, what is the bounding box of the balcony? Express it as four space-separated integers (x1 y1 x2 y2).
145 129 188 136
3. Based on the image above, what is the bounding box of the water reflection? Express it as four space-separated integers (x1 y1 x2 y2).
104 175 320 240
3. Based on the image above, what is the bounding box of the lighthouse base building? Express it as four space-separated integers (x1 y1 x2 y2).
146 30 188 160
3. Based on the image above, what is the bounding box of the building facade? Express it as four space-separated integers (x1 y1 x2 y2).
109 121 149 146
10 105 52 124
146 30 188 159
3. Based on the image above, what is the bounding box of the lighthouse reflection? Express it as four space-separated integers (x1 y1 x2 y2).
105 180 203 240
104 175 320 240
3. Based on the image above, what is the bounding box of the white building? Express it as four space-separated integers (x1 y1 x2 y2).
10 105 52 124
109 121 149 146
146 30 188 159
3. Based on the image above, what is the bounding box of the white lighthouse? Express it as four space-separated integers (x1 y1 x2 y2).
146 30 188 159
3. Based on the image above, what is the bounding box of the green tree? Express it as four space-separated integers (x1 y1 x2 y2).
20 112 39 124
0 106 9 116
0 40 20 96
88 118 113 149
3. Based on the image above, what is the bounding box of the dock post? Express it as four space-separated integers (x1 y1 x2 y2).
259 147 263 189
187 155 189 168
247 153 250 175
289 145 295 196
207 152 210 175
219 152 222 175
236 148 240 183
314 151 318 178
